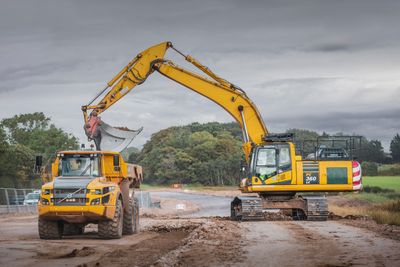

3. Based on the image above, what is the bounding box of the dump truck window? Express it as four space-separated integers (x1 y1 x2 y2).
59 155 101 177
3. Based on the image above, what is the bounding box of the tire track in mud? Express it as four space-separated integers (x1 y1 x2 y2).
236 221 322 267
84 230 189 267
298 221 400 267
284 221 345 267
238 220 400 267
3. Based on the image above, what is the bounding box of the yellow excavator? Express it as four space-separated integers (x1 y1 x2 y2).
82 42 362 221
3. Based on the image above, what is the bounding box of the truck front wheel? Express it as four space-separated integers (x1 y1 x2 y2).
98 198 123 239
38 218 63 239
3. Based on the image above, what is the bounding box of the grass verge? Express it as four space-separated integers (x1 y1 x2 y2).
362 176 400 192
368 200 400 225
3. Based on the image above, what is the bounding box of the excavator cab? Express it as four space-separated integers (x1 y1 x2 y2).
251 144 293 185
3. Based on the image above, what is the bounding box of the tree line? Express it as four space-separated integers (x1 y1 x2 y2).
0 112 399 187
129 124 400 185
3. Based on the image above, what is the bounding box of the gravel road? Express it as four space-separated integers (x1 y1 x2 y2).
0 190 399 267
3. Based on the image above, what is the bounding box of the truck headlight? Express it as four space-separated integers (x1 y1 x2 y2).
91 198 101 205
41 198 50 205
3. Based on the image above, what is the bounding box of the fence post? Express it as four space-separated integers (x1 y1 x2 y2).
4 189 10 213
140 191 144 208
22 189 27 213
14 189 19 212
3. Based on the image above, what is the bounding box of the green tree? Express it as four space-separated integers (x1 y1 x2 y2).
0 144 36 188
361 162 378 176
138 122 243 185
1 112 78 159
390 133 400 162
0 112 79 188
121 147 140 163
359 139 385 163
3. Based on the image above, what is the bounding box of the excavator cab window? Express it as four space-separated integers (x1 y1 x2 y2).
278 146 291 172
254 144 292 179
255 147 277 179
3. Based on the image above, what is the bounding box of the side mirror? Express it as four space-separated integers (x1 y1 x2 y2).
34 156 43 174
240 161 248 174
113 155 120 171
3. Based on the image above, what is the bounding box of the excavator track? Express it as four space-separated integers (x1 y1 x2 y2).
303 196 329 221
231 196 263 221
231 195 328 221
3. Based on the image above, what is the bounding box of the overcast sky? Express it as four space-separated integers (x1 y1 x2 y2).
0 0 399 151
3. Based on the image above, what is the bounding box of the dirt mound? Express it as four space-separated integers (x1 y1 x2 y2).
146 222 200 233
339 219 400 241
328 212 370 221
155 218 245 266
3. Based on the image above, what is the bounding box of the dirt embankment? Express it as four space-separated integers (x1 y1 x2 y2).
155 218 244 267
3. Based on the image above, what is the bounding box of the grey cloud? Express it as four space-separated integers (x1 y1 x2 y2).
1 0 400 151
307 43 354 53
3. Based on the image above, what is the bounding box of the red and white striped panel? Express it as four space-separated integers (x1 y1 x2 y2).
352 161 362 191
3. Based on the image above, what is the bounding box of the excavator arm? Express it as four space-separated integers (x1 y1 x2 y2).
82 42 268 159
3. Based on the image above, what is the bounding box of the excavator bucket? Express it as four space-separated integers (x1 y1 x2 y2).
85 115 142 152
95 122 143 152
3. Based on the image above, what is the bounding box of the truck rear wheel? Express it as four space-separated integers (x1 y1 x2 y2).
38 218 63 239
98 198 123 239
63 223 84 236
122 197 140 235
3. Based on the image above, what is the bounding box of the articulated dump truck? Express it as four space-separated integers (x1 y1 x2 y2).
37 150 142 239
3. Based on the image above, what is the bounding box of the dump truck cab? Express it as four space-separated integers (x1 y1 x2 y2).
38 150 142 239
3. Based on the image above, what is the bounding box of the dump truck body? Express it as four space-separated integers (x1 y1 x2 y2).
38 150 142 239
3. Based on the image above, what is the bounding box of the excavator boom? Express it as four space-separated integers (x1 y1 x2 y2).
82 42 268 157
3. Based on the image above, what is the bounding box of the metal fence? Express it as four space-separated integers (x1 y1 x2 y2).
136 191 155 208
0 188 155 214
0 188 40 214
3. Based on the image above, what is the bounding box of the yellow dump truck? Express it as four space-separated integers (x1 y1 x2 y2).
37 150 142 239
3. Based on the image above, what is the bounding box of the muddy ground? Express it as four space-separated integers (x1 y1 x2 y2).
0 191 400 267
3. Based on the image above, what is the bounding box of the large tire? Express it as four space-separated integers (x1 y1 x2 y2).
63 223 84 236
122 197 140 235
98 198 123 239
38 218 63 239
